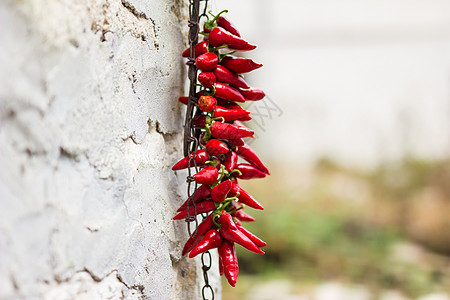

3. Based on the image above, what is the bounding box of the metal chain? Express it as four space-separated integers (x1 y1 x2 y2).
184 0 200 239
184 0 214 299
201 249 214 299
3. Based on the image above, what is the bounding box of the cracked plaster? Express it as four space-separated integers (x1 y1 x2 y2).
0 0 220 299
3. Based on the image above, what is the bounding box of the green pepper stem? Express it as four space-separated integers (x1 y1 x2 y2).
212 213 221 228
206 158 219 168
204 123 211 140
220 200 232 212
217 165 226 182
229 169 242 176
212 116 225 123
210 45 228 52
224 192 239 202
208 9 228 23
228 205 244 215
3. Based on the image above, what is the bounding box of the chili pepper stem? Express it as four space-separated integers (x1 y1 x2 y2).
224 192 240 202
229 169 242 176
207 9 229 23
210 45 228 52
217 165 226 183
204 123 212 140
212 214 221 228
212 116 225 122
205 158 220 168
216 200 232 213
228 204 245 215
219 51 236 60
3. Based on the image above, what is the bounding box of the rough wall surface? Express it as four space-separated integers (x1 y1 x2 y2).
0 0 220 299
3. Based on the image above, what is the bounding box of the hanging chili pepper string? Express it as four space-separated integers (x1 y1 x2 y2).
177 0 269 293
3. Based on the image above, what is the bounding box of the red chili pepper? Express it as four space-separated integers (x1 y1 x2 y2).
211 180 233 202
196 52 219 71
237 144 270 175
189 229 223 258
233 120 252 131
229 183 264 210
234 163 266 179
227 43 257 51
213 106 250 121
221 55 262 74
210 121 254 139
232 209 256 222
233 121 255 138
238 114 252 121
218 241 239 287
226 138 245 147
173 200 216 220
219 211 238 230
216 98 230 107
181 214 214 256
205 139 229 156
223 150 238 172
193 166 219 185
177 184 212 212
219 254 224 276
182 41 208 58
209 27 255 49
224 102 243 110
214 66 250 89
172 149 210 171
236 223 266 248
217 16 241 37
178 96 189 105
220 226 264 255
214 82 245 103
192 115 208 127
198 95 217 112
198 72 216 88
237 86 265 101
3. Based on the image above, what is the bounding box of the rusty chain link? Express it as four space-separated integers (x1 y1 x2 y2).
184 0 214 299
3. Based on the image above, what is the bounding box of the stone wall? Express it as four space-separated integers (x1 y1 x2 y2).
0 0 220 298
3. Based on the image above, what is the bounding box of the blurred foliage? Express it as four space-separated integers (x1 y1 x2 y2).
223 157 450 298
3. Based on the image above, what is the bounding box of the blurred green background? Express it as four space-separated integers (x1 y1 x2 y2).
222 158 450 299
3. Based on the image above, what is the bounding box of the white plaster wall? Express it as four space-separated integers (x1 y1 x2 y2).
0 0 220 299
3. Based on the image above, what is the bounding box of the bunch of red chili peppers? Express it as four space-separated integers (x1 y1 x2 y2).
173 10 269 287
